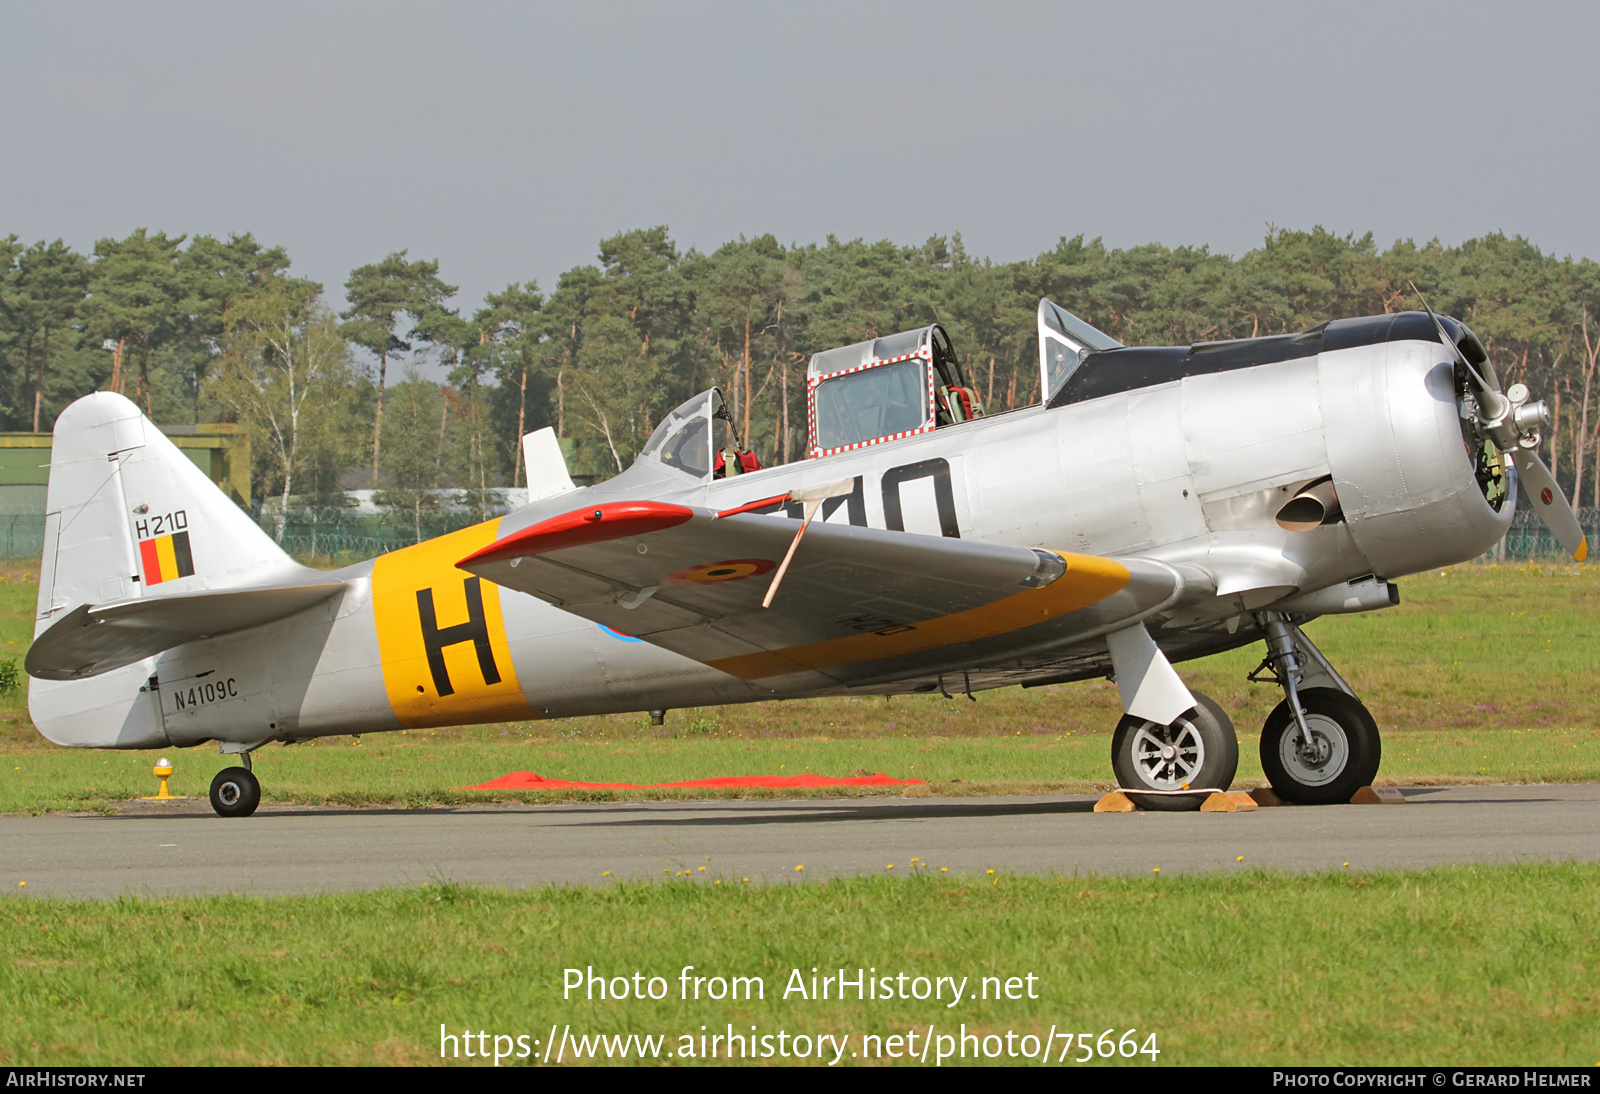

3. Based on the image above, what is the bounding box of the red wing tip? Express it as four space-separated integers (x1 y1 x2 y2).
459 501 696 568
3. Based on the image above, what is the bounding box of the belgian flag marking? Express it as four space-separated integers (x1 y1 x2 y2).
139 531 195 586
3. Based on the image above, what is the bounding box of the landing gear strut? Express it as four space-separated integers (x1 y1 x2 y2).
1250 615 1381 804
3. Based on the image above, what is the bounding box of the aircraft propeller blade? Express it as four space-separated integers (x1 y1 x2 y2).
1410 283 1585 562
1412 283 1507 417
1509 448 1589 561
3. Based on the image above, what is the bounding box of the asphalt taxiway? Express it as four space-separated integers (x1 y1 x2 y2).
4 783 1598 898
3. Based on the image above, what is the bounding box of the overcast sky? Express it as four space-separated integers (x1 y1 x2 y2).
4 1 1597 315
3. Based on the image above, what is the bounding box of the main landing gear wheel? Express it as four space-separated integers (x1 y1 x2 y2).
1259 687 1381 805
1111 692 1239 811
209 767 260 817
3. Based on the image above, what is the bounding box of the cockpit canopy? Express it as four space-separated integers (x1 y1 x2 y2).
636 386 764 483
806 323 983 457
638 388 719 479
640 302 1124 476
802 304 1120 459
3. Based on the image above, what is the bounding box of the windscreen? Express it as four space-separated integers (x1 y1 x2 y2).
1038 299 1121 400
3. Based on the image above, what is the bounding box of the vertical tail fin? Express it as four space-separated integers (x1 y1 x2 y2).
37 392 303 629
31 392 305 748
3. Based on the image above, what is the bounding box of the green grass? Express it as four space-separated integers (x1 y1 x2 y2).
1 561 1597 811
2 865 1596 1066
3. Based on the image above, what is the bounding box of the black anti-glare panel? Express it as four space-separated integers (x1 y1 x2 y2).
1048 311 1457 408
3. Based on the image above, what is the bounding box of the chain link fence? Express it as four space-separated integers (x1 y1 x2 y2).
0 514 46 563
1493 507 1600 562
260 507 506 564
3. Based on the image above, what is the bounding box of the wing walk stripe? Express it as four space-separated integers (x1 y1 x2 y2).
706 553 1131 680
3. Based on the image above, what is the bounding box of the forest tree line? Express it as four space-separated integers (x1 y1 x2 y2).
3 225 1600 517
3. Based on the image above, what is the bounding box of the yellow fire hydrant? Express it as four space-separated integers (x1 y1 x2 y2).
139 757 186 802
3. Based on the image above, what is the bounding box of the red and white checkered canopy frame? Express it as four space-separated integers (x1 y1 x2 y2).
806 349 935 459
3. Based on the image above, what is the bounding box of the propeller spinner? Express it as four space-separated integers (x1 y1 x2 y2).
1413 287 1588 561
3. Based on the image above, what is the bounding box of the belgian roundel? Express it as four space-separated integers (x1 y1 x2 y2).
666 558 776 585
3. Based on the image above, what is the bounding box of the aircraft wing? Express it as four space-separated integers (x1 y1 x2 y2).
459 500 1185 688
26 582 348 681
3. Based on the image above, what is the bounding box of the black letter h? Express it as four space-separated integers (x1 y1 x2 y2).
416 577 502 696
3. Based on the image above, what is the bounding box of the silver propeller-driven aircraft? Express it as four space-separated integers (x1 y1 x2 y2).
26 299 1585 815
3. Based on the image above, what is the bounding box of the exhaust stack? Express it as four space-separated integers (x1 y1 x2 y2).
1276 478 1342 532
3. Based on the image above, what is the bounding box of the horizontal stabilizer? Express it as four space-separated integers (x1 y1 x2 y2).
26 581 347 681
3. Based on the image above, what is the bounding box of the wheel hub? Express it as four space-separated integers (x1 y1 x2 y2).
1278 714 1349 786
1130 719 1204 789
218 782 240 806
1297 733 1331 767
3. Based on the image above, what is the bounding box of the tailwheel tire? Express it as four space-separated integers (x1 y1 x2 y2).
1259 687 1381 805
1111 692 1239 812
209 767 260 818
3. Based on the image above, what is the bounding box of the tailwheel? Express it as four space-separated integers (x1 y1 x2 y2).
209 766 261 817
1111 692 1239 811
1259 688 1381 805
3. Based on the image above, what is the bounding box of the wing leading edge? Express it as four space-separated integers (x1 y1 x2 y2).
459 500 1187 691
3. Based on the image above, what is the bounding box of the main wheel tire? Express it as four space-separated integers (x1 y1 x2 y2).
1259 687 1381 805
209 767 260 818
1111 692 1239 811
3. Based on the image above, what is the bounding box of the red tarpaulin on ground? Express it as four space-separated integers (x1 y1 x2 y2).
464 770 928 790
